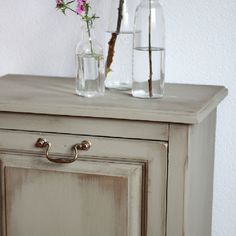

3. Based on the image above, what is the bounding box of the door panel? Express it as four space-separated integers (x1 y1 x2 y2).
1 156 142 236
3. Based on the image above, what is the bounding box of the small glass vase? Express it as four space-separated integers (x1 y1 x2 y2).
104 0 139 90
76 23 105 97
132 0 165 98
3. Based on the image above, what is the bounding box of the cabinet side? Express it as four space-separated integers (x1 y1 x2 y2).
184 109 216 236
167 110 216 236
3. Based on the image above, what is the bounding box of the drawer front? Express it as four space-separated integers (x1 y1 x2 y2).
0 113 169 141
0 130 167 161
0 130 167 236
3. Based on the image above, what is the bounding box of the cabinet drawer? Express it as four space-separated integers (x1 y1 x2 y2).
0 129 167 236
0 113 169 141
0 130 167 161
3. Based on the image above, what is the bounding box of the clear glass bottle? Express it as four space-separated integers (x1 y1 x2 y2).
132 0 165 98
104 0 139 90
76 24 105 97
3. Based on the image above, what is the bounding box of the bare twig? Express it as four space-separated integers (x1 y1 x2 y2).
105 0 124 76
148 0 153 97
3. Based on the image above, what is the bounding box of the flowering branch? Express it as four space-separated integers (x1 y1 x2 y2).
56 0 99 53
105 0 124 76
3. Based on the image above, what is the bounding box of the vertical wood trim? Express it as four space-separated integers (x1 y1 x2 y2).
141 162 148 236
167 110 217 236
128 166 143 236
146 142 167 236
0 159 6 236
167 124 189 236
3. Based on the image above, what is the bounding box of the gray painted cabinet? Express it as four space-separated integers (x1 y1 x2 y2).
0 75 227 236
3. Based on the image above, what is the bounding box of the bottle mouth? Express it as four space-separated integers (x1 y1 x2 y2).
105 30 134 34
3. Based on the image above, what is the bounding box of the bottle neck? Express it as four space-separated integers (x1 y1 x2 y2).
81 22 95 42
80 21 96 54
143 0 158 2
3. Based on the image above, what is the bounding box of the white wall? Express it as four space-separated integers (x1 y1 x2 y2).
0 0 235 235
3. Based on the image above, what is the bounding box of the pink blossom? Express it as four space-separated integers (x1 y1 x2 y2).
77 0 86 4
76 0 86 14
56 0 61 7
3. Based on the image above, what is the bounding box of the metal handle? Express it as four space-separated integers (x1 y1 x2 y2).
35 138 91 164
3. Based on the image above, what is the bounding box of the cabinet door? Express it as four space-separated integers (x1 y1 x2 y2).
0 154 143 236
0 130 167 236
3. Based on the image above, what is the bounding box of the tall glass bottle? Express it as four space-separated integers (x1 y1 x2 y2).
104 0 139 90
132 0 165 98
76 23 105 97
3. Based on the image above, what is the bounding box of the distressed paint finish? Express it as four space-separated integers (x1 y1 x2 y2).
0 74 227 124
184 110 217 236
2 157 143 236
167 110 217 236
0 134 167 236
167 124 189 236
6 168 128 236
0 113 169 141
0 75 227 236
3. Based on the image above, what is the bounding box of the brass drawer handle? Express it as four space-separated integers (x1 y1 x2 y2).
35 138 91 164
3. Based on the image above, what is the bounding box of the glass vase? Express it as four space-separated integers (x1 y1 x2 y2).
76 23 105 97
104 0 139 90
132 0 165 98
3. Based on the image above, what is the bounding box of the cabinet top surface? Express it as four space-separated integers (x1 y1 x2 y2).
0 74 227 124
